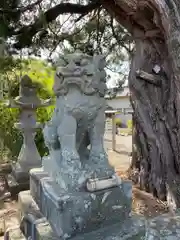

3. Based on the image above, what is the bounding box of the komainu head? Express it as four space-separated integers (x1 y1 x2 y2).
53 51 107 97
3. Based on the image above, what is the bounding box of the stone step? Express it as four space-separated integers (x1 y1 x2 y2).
13 215 146 240
18 190 57 239
4 226 26 240
72 216 146 240
17 206 180 240
18 190 44 222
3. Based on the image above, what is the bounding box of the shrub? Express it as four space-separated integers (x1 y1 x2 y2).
0 107 22 162
0 106 54 162
114 112 121 127
127 119 133 129
36 106 54 157
115 118 122 127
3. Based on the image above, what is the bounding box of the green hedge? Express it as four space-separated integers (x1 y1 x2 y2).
127 119 133 129
115 118 122 127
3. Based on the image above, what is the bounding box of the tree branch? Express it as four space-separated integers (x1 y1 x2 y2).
48 26 84 59
136 70 161 86
0 0 43 14
13 1 101 49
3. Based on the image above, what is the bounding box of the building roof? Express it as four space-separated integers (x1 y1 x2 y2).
105 86 130 99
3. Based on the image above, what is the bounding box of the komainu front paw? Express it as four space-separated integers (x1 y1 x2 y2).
89 147 106 160
62 149 79 159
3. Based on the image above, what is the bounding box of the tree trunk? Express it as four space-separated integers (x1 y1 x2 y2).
104 0 180 206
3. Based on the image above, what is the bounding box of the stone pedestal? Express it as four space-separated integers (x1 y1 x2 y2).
29 168 132 238
15 167 134 240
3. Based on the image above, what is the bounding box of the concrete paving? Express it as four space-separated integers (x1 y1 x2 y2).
104 134 132 152
104 133 132 172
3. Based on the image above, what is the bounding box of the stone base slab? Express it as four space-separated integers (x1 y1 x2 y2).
4 226 26 240
14 190 180 240
11 163 30 183
18 190 144 240
30 168 132 238
7 174 29 196
11 162 42 183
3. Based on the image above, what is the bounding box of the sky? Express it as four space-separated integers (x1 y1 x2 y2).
106 61 129 88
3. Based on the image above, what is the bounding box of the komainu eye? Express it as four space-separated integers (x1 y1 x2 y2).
56 72 62 78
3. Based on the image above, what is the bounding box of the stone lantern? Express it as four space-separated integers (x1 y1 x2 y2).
6 75 51 189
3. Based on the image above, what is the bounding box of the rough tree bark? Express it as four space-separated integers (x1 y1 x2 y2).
103 0 180 206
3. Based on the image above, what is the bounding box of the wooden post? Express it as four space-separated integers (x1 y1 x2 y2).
112 113 116 151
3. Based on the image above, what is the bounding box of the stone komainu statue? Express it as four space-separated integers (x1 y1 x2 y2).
43 51 114 190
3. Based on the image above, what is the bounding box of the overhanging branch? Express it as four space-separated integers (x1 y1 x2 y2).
14 1 101 49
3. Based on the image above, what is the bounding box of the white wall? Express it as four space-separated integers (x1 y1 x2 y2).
107 97 131 109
